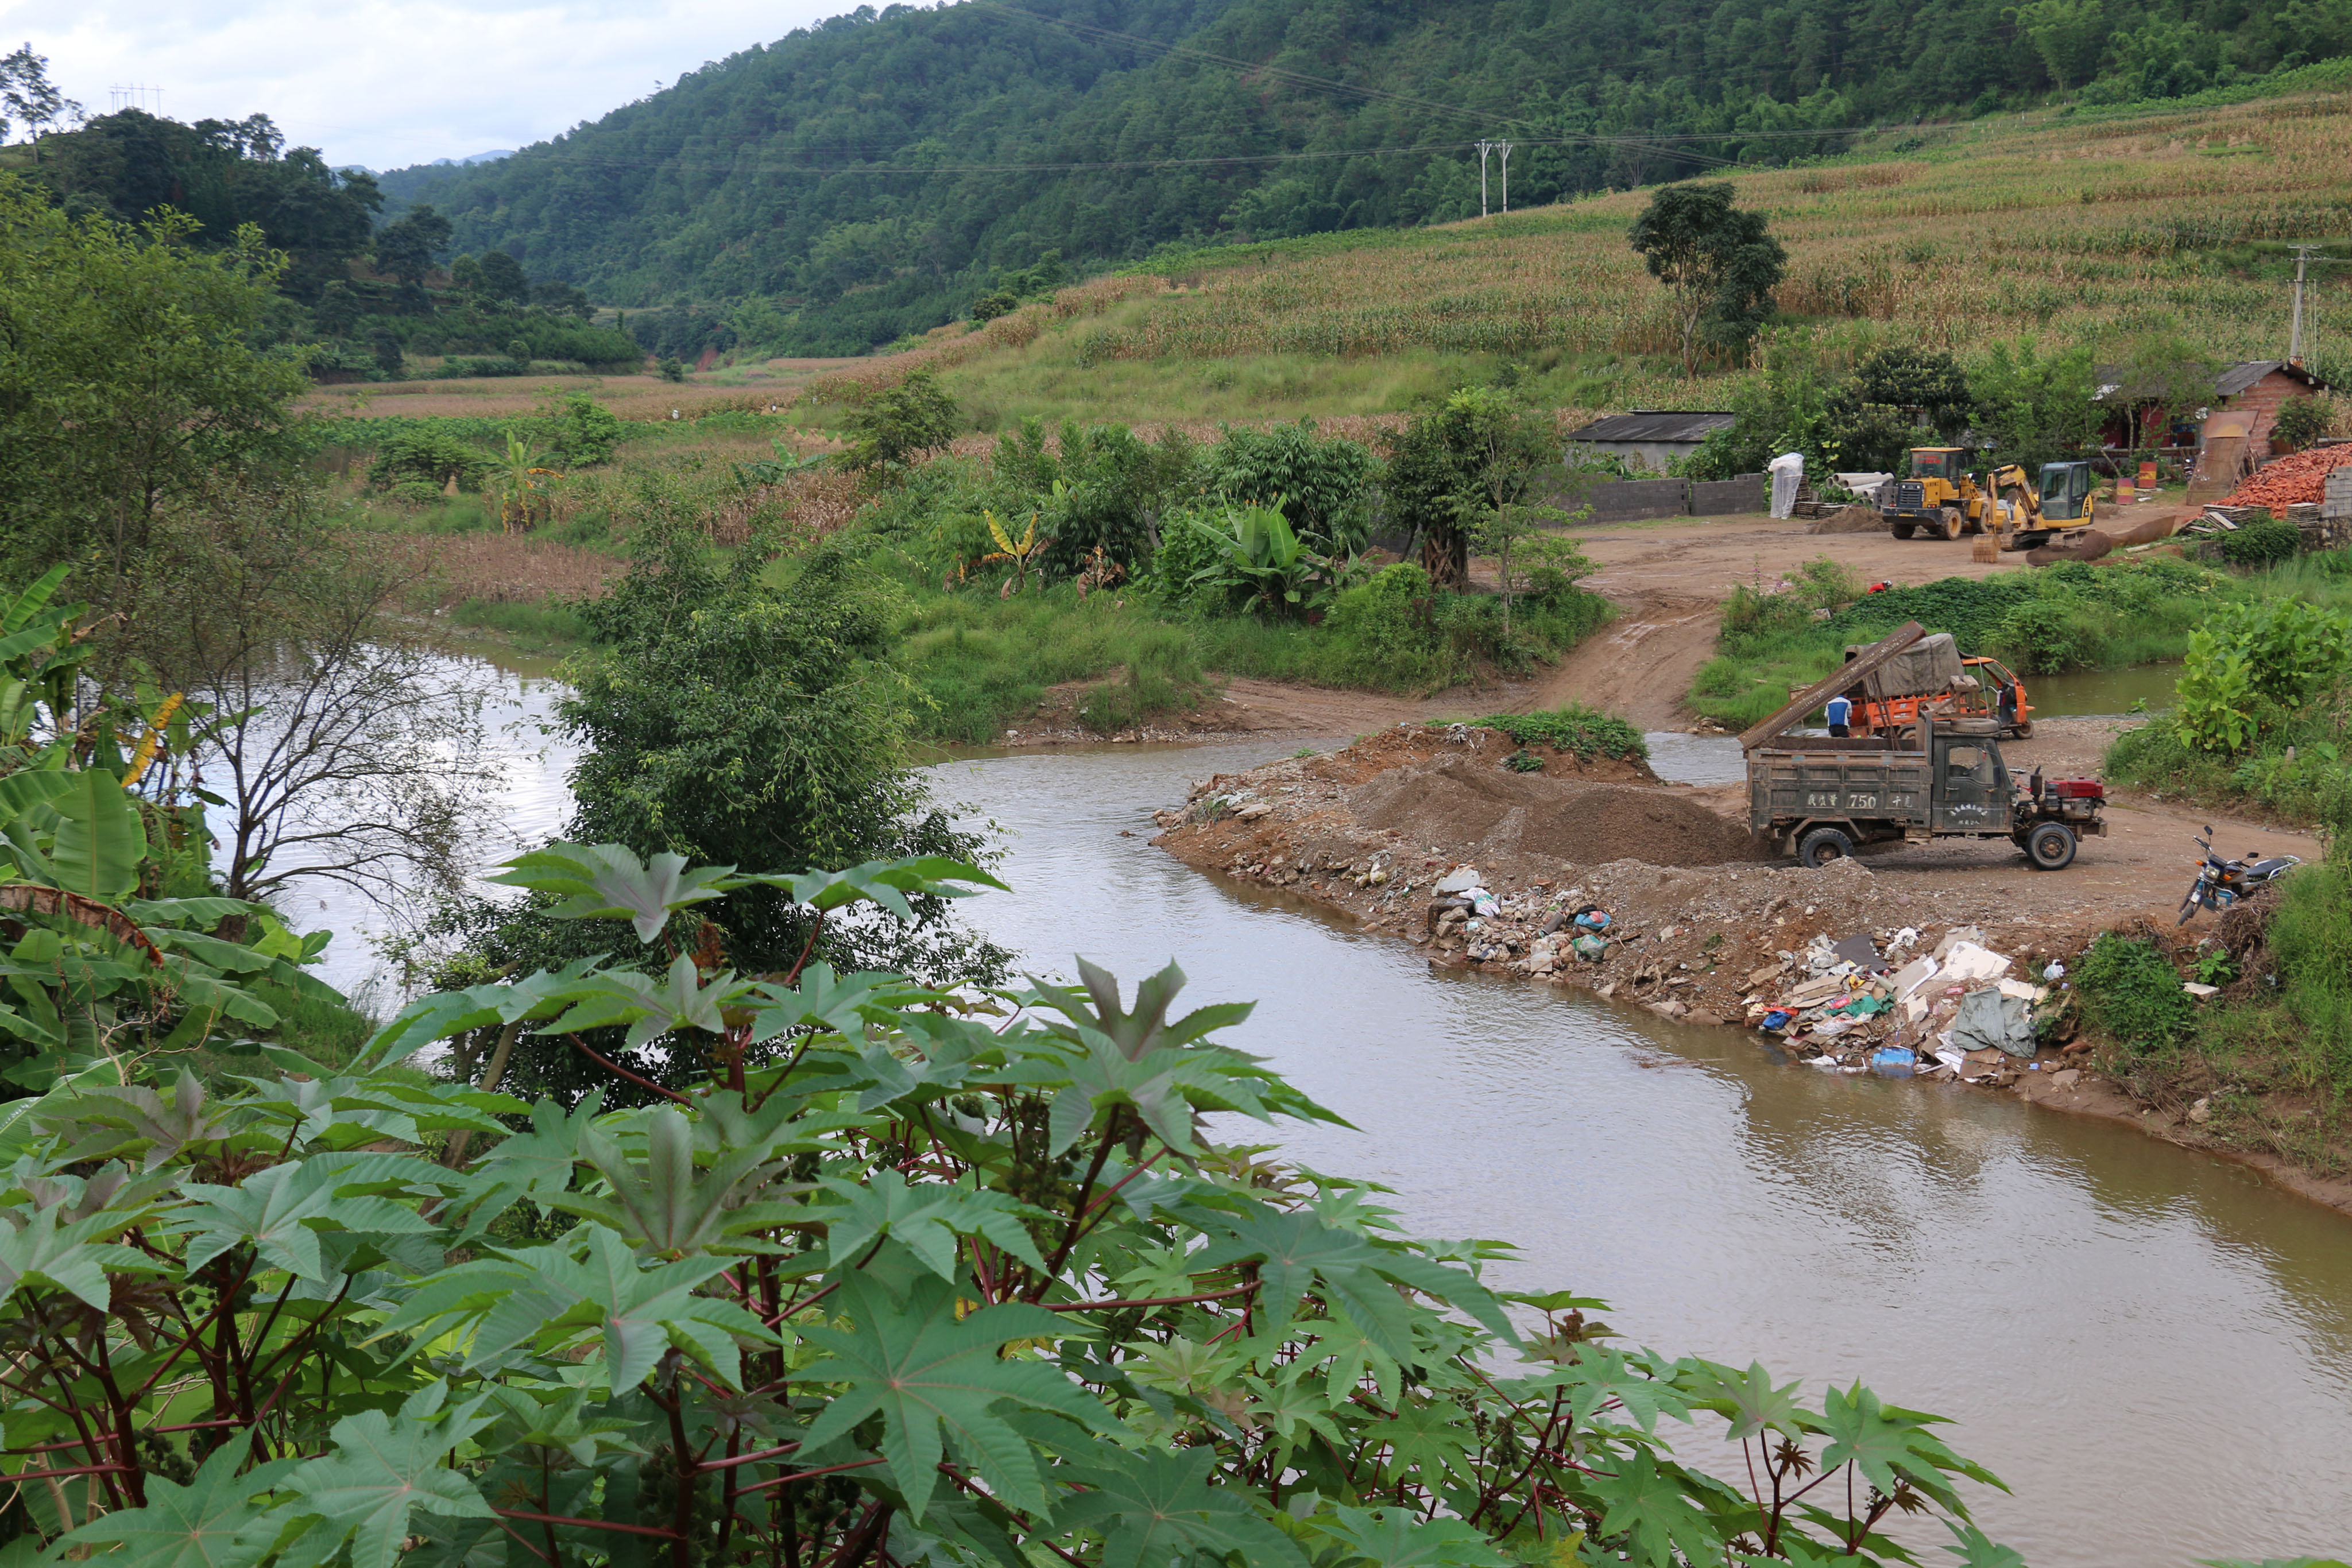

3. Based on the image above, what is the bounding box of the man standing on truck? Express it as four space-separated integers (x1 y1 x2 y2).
1824 690 1855 738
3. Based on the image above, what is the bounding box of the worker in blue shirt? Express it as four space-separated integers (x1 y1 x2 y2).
1824 691 1854 738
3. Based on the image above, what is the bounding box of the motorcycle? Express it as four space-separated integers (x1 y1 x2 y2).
2177 826 2301 924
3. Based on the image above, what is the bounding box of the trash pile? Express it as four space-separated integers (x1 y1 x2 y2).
1745 926 2076 1082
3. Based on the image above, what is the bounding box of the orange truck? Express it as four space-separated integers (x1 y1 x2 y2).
1857 656 2032 737
1819 634 2034 738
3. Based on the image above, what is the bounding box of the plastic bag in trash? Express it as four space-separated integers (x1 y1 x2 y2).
1760 1009 1793 1030
1575 908 1611 931
1572 934 1610 962
1871 1045 1917 1076
1469 891 1500 917
1951 986 2037 1058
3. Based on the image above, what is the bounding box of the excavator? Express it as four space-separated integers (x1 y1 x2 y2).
1881 448 2100 549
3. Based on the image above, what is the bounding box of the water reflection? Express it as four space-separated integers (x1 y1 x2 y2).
930 738 2352 1567
287 650 579 998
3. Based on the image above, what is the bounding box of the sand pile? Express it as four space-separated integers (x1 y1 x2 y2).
1346 756 1763 868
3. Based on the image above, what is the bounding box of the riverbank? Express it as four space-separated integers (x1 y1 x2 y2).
1148 719 2352 1213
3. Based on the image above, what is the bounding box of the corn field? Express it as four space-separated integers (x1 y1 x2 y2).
861 90 2352 397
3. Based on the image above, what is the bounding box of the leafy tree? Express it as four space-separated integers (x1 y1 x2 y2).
839 369 960 485
0 179 308 601
1384 386 1562 589
423 516 1004 1102
2014 0 2112 86
1628 181 1789 375
1970 336 2100 467
0 40 82 153
31 110 381 296
1199 419 1378 552
478 247 529 303
374 203 454 285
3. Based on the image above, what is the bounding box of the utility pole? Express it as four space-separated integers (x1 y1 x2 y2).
1475 140 1517 218
2289 243 2316 365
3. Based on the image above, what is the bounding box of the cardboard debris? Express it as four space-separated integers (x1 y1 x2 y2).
1939 942 2012 983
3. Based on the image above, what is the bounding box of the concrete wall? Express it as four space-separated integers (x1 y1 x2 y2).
1535 472 1768 521
1688 474 1766 515
1576 477 1690 521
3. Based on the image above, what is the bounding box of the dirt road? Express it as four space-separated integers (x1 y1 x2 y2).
1185 510 2056 738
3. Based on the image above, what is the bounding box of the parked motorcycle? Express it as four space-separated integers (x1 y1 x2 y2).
2177 826 2301 924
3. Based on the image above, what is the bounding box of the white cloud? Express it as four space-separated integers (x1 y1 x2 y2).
2 0 854 169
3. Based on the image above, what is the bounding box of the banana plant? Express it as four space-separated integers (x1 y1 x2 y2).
494 428 563 533
732 437 830 491
1186 500 1352 617
982 507 1048 595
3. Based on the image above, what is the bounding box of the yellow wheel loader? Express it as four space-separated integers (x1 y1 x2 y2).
1882 448 2094 549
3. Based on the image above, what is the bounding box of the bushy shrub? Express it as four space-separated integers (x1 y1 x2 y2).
2076 932 2193 1054
2176 597 2352 753
364 425 487 491
550 390 628 466
1199 419 1377 551
2270 393 2332 452
1991 598 2099 673
1318 563 1444 683
2213 516 2303 567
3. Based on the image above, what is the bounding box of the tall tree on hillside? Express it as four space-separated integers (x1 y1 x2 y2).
477 247 528 302
373 202 452 284
0 42 80 158
1628 181 1789 377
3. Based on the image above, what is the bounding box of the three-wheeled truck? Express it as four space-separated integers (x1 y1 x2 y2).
1740 622 2108 870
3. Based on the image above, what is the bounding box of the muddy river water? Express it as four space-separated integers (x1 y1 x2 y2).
304 655 2352 1565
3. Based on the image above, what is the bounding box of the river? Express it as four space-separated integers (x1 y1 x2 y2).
299 652 2352 1565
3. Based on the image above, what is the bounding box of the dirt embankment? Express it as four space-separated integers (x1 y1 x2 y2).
1150 723 2352 1214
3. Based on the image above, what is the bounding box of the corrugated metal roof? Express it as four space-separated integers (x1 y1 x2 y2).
2214 360 2327 397
1567 410 1738 444
2095 361 2328 402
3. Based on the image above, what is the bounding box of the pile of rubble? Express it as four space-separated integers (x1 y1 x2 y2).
1150 723 2112 1097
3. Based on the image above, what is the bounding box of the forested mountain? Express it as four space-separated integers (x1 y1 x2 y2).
380 0 2351 354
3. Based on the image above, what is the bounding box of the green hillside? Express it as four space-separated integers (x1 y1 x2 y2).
377 0 2352 355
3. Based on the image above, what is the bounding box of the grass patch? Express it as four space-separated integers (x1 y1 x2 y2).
1438 704 1650 761
448 595 597 652
873 547 1615 745
893 583 1215 744
2080 827 2352 1177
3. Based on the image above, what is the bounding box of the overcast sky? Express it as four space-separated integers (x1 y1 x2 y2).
4 0 858 171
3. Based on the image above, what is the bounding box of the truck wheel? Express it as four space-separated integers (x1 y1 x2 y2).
1938 508 1964 541
1798 826 1855 869
2026 822 2078 870
1890 521 1916 540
